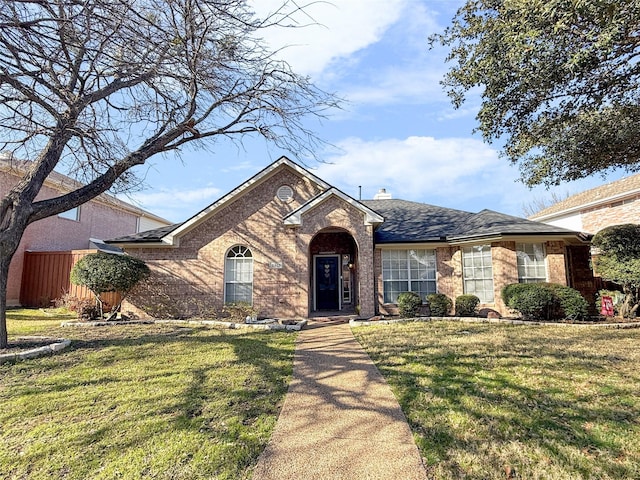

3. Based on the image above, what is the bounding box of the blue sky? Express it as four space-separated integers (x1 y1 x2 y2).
124 0 626 223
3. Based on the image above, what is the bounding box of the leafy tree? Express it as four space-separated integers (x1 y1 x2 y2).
71 252 150 320
432 1 640 187
0 0 338 347
592 224 640 318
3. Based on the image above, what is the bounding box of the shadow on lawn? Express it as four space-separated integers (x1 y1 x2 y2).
362 326 640 479
1 326 295 478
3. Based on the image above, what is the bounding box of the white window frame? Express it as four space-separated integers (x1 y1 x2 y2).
382 249 437 304
224 245 253 305
58 206 80 221
516 243 547 283
462 245 494 303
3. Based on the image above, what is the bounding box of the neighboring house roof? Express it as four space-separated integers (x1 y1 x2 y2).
362 200 583 244
0 154 170 225
530 173 640 221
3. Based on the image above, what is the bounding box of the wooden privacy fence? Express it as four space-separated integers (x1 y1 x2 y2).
20 249 121 308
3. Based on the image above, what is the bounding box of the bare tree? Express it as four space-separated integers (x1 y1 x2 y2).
0 0 339 348
521 191 573 218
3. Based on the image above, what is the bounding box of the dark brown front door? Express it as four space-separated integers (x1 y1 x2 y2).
315 256 340 310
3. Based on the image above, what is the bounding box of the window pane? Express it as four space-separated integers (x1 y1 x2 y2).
516 243 547 283
225 246 253 304
382 249 436 304
462 245 494 303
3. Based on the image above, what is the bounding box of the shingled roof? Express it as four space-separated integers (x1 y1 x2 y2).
109 196 583 245
361 199 580 244
107 223 182 243
530 173 640 220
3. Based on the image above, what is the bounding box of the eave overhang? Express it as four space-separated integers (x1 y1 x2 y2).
283 188 384 227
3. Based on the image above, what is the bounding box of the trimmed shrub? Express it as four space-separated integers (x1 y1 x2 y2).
508 284 555 320
71 252 150 319
426 293 452 317
455 294 480 317
501 283 533 307
502 282 589 320
397 292 422 318
546 283 589 320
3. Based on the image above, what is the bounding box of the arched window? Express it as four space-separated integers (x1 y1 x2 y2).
224 245 253 304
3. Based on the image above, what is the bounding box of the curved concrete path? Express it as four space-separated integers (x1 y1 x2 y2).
253 321 427 479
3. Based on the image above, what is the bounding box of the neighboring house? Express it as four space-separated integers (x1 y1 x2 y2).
108 156 594 319
0 156 170 306
529 173 640 234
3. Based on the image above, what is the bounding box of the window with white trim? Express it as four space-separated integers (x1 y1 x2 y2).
462 245 494 303
516 243 547 283
224 246 253 304
382 249 436 303
58 206 80 221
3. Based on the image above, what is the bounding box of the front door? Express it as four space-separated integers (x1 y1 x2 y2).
315 255 340 310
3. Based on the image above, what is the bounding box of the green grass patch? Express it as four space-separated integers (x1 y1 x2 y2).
5 307 76 335
353 322 640 480
1 313 295 479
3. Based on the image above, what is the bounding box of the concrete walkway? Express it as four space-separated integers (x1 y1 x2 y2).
253 320 428 480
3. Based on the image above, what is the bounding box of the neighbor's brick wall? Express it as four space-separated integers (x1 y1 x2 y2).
1 171 140 305
581 199 640 234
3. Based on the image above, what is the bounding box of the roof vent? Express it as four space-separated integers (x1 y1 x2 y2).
373 188 392 200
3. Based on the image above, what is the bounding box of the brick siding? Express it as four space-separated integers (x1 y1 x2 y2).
373 240 585 318
125 166 377 319
581 199 640 233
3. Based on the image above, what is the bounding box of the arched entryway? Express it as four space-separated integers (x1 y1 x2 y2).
309 228 358 313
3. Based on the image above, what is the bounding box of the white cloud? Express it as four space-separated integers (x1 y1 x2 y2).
344 68 448 106
250 0 408 77
312 136 548 215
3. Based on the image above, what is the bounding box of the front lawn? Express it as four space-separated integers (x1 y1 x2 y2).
1 311 295 479
353 321 640 480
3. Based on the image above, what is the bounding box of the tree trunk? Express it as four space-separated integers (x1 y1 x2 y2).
620 287 637 319
0 247 13 349
0 201 33 349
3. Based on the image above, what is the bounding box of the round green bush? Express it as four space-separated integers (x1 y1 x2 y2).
455 294 480 317
397 292 422 318
545 283 589 320
503 282 589 320
508 284 555 320
501 283 533 306
426 293 452 317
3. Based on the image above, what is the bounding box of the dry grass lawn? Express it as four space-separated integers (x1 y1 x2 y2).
353 321 640 480
1 309 295 479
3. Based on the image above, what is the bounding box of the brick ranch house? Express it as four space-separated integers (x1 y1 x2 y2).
108 156 595 319
0 155 170 306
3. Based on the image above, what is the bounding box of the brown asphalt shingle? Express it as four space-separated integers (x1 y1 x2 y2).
252 322 427 480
